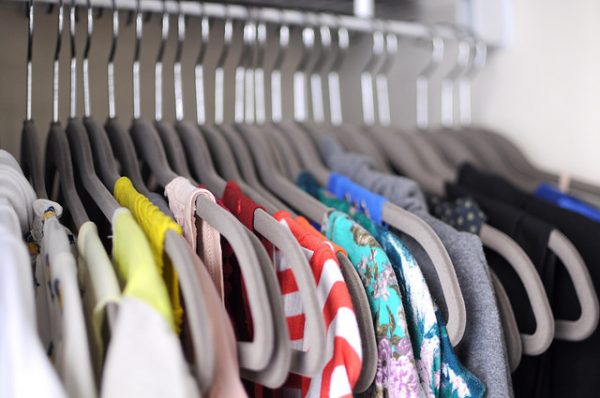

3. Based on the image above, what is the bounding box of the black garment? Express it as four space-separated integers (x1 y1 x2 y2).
446 183 558 398
456 163 600 398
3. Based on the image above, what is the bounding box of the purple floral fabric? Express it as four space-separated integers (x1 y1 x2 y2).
324 210 424 397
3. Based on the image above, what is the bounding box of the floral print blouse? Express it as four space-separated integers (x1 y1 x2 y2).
299 172 485 398
323 210 424 397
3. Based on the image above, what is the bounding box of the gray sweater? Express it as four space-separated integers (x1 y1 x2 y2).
320 136 513 398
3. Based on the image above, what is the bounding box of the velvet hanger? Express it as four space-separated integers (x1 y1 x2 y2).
427 28 599 343
209 16 290 211
364 27 559 354
194 15 287 212
68 4 221 391
125 3 326 380
176 10 327 378
261 19 468 347
20 0 47 199
94 2 151 196
246 20 376 389
43 0 89 229
64 0 120 221
153 2 194 181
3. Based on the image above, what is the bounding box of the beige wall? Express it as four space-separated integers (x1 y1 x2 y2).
472 0 600 185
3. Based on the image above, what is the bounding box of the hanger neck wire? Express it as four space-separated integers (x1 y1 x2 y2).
155 2 168 122
416 32 444 130
270 24 288 123
254 21 266 124
234 19 248 124
83 1 92 117
174 8 185 122
214 18 232 125
69 0 77 119
52 0 64 124
132 0 142 120
194 15 208 126
107 0 118 119
26 0 33 121
328 25 347 126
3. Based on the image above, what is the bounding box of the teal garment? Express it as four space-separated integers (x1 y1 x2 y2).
324 210 424 397
437 310 486 398
381 230 485 398
300 171 485 398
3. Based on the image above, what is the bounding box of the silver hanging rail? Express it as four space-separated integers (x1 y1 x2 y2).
11 0 460 41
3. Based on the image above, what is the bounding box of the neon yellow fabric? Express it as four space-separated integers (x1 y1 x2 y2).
114 177 184 333
112 208 175 331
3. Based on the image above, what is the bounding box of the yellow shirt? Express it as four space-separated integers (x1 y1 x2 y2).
114 177 184 333
111 207 175 331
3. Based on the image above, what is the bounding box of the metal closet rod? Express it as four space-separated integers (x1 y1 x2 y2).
11 0 462 42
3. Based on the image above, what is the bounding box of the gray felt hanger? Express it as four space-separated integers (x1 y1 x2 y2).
65 0 120 221
43 0 88 229
370 27 555 354
20 0 48 199
437 29 599 343
187 11 327 377
100 0 151 196
153 1 194 181
268 20 468 347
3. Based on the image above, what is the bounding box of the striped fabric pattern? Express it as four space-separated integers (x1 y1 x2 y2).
274 211 362 398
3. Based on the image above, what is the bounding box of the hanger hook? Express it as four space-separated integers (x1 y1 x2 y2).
69 0 77 119
52 0 64 124
415 25 445 130
132 0 142 120
253 19 267 123
270 16 289 123
327 20 348 126
82 0 93 118
372 24 398 126
194 7 209 125
438 24 471 128
360 24 385 126
174 0 185 122
26 0 34 121
293 13 314 122
454 28 487 126
305 14 329 123
235 9 252 124
242 10 258 124
214 7 233 124
107 0 119 119
106 0 119 119
155 0 169 121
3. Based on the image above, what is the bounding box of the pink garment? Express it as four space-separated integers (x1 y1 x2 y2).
165 177 224 299
183 242 248 398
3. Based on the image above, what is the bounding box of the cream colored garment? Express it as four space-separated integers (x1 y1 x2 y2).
0 203 66 398
165 177 224 299
0 150 36 232
101 297 199 398
32 199 96 398
77 221 121 383
183 242 248 398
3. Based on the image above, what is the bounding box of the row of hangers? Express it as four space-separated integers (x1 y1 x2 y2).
16 0 599 387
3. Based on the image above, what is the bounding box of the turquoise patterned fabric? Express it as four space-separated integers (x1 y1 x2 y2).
324 210 424 397
300 171 485 398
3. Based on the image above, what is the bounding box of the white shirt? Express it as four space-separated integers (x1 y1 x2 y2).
101 297 200 398
0 206 66 397
32 199 96 398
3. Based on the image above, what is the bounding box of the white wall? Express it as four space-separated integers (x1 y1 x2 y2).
472 0 600 185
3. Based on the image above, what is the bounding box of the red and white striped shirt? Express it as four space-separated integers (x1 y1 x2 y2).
274 211 362 398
